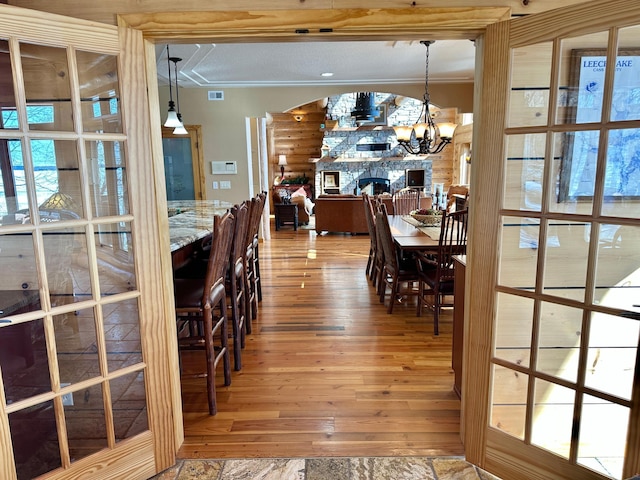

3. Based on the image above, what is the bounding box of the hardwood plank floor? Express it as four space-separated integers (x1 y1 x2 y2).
178 220 463 459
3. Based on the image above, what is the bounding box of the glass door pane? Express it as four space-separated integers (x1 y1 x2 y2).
0 30 149 480
490 24 640 480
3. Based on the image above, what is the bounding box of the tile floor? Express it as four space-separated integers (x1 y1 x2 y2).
151 457 501 480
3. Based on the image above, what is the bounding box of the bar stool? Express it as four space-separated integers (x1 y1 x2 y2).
173 211 235 415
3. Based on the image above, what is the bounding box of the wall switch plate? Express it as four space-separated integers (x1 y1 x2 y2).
220 181 231 189
212 181 219 189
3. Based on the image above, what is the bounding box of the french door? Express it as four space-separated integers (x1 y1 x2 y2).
0 4 177 479
466 0 640 479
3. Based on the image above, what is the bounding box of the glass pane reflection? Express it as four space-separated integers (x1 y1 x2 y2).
537 302 583 383
490 364 527 440
111 370 148 442
0 138 30 220
54 308 100 385
602 128 640 218
586 313 638 401
43 227 91 307
556 31 609 125
9 400 61 480
0 318 50 404
494 293 534 368
104 299 142 374
65 383 108 463
508 42 552 128
95 221 136 295
578 395 628 479
531 379 574 458
595 224 640 314
21 42 74 132
77 50 122 134
0 232 40 304
31 139 83 220
498 216 539 290
0 39 18 131
87 140 129 216
543 220 589 302
504 134 546 212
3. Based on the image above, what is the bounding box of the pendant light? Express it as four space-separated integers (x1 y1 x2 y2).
351 92 379 125
170 55 188 135
393 41 457 155
163 45 182 128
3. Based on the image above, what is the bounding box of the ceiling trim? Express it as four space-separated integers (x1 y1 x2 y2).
118 7 511 43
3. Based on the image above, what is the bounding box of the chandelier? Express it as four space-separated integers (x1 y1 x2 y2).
393 41 457 155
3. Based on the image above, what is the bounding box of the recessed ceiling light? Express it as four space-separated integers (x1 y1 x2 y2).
321 72 334 77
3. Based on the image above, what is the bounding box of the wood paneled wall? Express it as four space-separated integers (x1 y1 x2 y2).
267 100 326 184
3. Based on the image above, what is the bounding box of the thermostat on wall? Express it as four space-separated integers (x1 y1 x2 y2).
211 161 237 175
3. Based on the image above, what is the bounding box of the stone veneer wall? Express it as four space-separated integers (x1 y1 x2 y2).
316 92 431 195
321 92 423 160
315 159 432 196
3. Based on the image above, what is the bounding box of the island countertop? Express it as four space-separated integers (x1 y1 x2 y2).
167 200 233 253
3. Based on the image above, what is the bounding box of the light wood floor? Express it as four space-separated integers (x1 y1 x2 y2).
178 221 463 459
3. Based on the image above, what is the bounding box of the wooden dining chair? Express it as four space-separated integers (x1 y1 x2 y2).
227 202 250 371
362 193 378 283
446 184 469 212
392 188 420 215
415 209 469 335
375 209 421 313
173 211 235 415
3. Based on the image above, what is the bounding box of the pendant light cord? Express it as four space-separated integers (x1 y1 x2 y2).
166 44 174 105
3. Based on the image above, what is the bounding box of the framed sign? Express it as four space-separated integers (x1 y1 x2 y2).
369 103 388 126
558 48 640 201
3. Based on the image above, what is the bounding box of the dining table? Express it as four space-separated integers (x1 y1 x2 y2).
167 200 233 269
387 214 443 252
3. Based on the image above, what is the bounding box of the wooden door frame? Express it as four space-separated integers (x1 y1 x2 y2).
121 6 513 456
161 125 206 200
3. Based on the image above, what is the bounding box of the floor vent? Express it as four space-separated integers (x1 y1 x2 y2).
208 90 224 101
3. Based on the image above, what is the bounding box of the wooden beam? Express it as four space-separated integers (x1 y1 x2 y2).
8 1 589 26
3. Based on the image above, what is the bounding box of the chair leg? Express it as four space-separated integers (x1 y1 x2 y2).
387 276 399 314
433 286 440 336
229 272 244 371
255 242 263 302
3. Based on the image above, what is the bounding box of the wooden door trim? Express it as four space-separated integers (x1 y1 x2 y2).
161 125 205 200
117 7 511 43
463 20 510 468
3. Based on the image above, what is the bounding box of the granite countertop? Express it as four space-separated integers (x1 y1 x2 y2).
167 200 233 252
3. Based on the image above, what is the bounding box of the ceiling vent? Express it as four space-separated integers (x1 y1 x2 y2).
208 90 224 101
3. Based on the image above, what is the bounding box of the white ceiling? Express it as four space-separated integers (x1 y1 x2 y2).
156 40 476 88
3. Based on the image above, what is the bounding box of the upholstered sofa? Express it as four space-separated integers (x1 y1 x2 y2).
314 194 368 234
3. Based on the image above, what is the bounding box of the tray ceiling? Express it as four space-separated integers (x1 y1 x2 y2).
156 40 476 88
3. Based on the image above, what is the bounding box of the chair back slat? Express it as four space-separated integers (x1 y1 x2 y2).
375 210 400 273
436 209 468 281
230 201 250 268
202 211 235 307
392 189 420 215
363 193 376 239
